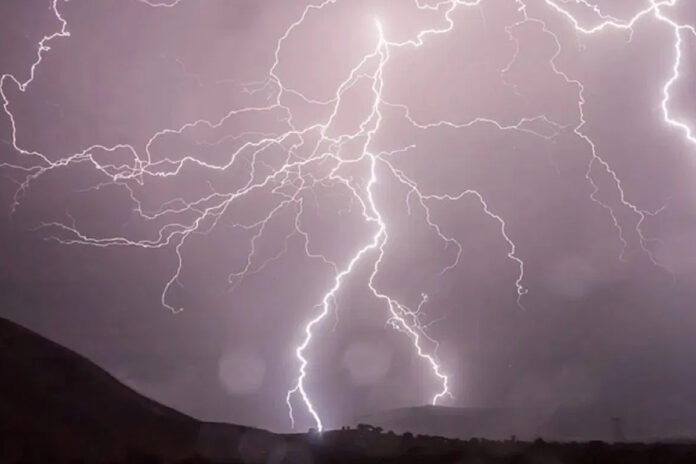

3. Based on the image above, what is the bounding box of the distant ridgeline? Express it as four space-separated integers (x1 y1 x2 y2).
350 403 696 443
350 405 549 441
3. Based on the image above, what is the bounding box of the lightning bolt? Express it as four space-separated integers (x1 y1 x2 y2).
284 4 528 431
1 0 691 433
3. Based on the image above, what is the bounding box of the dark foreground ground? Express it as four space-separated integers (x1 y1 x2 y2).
2 316 696 464
128 436 696 464
11 431 696 464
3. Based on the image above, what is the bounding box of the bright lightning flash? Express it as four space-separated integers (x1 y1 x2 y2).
1 0 691 433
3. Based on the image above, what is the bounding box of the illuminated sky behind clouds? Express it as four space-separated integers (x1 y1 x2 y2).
1 0 696 435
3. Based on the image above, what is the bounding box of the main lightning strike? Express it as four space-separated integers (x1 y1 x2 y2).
285 18 464 431
1 0 693 434
283 5 531 431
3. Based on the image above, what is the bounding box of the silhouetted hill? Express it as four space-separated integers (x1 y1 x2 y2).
3 316 696 464
0 316 253 463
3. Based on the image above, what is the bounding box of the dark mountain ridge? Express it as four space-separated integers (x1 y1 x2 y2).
0 316 258 462
3 316 696 464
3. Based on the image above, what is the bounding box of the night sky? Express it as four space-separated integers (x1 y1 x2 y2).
2 0 696 435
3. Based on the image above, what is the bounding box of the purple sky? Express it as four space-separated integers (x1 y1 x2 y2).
1 0 696 435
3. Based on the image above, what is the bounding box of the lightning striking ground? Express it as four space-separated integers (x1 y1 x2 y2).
1 0 692 432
